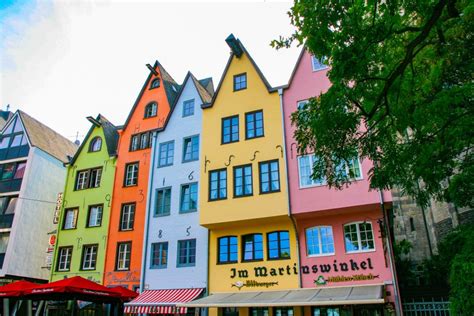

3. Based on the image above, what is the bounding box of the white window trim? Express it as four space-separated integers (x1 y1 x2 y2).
82 246 97 270
120 204 134 231
311 55 329 72
57 248 72 271
117 243 131 270
344 221 376 254
306 226 335 257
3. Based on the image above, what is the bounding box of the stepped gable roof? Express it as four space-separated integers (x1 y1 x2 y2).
202 34 278 109
17 110 77 163
122 60 180 130
69 114 119 165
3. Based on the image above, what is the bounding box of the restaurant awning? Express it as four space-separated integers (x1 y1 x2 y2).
0 280 38 298
179 285 384 308
124 288 204 314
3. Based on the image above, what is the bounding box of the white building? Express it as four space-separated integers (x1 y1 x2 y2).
125 73 213 315
0 110 77 283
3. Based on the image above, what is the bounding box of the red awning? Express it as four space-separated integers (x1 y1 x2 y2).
0 280 37 297
124 288 204 314
109 286 139 301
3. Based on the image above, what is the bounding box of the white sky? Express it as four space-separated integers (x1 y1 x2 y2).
0 0 300 141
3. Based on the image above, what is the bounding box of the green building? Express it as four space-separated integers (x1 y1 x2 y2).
50 115 118 283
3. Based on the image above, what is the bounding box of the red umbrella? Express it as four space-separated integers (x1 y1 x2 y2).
23 277 120 299
0 280 37 297
109 286 139 301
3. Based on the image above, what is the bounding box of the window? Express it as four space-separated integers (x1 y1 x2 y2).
155 188 171 216
63 208 78 230
144 102 158 118
180 183 198 213
259 160 280 193
130 131 152 151
182 136 199 162
87 205 103 227
0 161 25 181
158 141 174 167
297 100 309 110
116 242 131 271
311 56 328 71
218 236 238 264
233 73 247 91
89 137 102 152
312 307 341 316
335 157 362 180
242 234 263 262
120 203 135 231
245 111 264 139
81 244 98 270
151 242 168 268
222 116 239 144
177 239 196 267
223 308 239 316
183 99 195 117
56 247 73 271
150 79 160 89
298 154 325 187
267 231 290 260
0 196 17 217
344 222 375 253
124 163 139 186
306 226 334 256
250 308 268 316
233 165 252 197
75 167 102 190
209 169 227 201
274 308 294 316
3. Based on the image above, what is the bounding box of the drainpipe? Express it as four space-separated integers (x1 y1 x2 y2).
140 131 158 292
278 88 302 289
379 190 403 316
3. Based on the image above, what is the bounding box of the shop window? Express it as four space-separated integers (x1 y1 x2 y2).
81 244 98 270
89 137 102 152
158 141 174 167
233 73 247 91
144 102 158 118
124 163 139 187
180 183 198 213
298 154 325 187
242 234 263 262
245 110 264 139
344 222 375 253
209 169 227 201
63 208 78 230
155 188 171 217
151 242 168 269
182 135 199 162
250 308 268 316
120 203 135 231
222 115 239 144
233 164 253 197
223 307 239 316
183 99 195 117
259 160 280 193
56 246 73 271
116 242 132 271
218 236 238 264
177 239 196 267
306 226 335 256
150 79 160 89
87 204 103 228
274 308 294 316
312 307 344 316
267 231 290 260
75 167 102 190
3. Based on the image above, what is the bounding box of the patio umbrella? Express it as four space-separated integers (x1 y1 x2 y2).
0 280 37 297
109 286 139 302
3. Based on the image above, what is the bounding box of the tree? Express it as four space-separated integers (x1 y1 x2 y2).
273 0 473 207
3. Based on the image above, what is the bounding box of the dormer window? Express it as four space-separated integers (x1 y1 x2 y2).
89 137 102 152
150 78 160 89
144 102 158 118
233 73 247 91
311 56 328 72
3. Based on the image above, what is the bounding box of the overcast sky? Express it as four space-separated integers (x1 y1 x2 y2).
0 0 300 141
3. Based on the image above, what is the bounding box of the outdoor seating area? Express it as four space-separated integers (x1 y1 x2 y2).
0 276 137 315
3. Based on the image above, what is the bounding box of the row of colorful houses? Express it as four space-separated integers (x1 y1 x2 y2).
0 34 400 315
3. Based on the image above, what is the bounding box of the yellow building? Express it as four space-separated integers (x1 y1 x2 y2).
195 35 300 316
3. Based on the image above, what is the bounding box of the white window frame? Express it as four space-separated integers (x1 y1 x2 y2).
63 209 77 230
57 247 72 271
125 163 138 186
305 226 335 257
183 99 195 117
87 205 103 227
297 99 309 110
82 245 98 270
297 154 326 188
343 221 376 254
120 204 135 231
90 168 102 188
311 55 329 72
117 242 131 270
76 171 88 190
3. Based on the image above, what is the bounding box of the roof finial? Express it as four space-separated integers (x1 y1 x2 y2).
74 131 80 146
6 104 10 112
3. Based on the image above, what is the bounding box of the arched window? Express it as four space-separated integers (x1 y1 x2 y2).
144 102 158 118
89 137 102 152
305 226 334 256
150 78 160 89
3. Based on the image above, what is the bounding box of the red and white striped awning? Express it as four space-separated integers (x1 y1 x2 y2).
124 288 204 314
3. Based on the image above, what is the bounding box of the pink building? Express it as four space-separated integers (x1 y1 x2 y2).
283 49 400 315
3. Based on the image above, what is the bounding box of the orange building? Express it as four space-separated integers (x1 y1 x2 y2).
103 62 179 290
